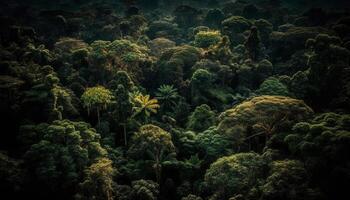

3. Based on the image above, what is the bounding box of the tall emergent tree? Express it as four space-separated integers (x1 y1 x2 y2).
81 86 114 126
129 124 176 184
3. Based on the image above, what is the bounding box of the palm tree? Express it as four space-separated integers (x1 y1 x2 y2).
155 85 179 112
132 94 160 123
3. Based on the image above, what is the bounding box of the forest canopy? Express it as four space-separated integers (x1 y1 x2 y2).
0 0 349 200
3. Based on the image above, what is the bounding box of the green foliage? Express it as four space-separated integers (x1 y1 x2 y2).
155 85 179 113
81 86 114 115
196 127 232 162
222 16 252 33
113 84 133 145
87 39 153 83
259 160 320 200
222 16 252 45
244 26 261 61
204 9 225 29
218 96 313 149
256 77 290 96
132 94 160 122
205 153 267 199
77 158 115 200
108 39 149 63
187 104 216 132
174 5 200 28
236 59 273 89
284 113 350 198
81 86 114 125
306 34 350 109
191 69 213 105
194 30 222 48
269 26 331 61
157 45 202 87
129 124 176 183
2 2 350 200
130 179 159 200
253 19 273 45
149 38 176 57
181 194 203 200
146 20 180 40
111 70 134 91
24 120 107 195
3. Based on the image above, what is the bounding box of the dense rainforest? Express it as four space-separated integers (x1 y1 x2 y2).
0 0 350 200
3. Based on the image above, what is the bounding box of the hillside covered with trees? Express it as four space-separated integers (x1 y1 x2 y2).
0 0 350 200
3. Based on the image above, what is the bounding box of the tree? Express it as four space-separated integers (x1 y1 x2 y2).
132 94 160 123
111 70 134 91
244 26 261 61
128 125 175 184
77 158 116 200
218 96 313 150
256 77 290 96
156 45 201 87
155 85 179 113
259 160 321 200
191 69 214 106
130 179 159 200
23 120 107 198
187 104 216 132
196 127 232 162
222 16 252 45
194 30 222 48
81 86 114 126
204 153 267 199
204 8 225 29
305 34 350 110
284 113 350 199
113 84 132 146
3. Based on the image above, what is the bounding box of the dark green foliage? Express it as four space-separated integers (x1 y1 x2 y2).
205 153 267 199
222 16 252 45
157 45 201 87
236 59 273 89
260 160 321 200
269 26 331 61
306 34 350 110
187 104 216 132
155 85 179 114
174 5 201 28
128 124 176 183
146 21 180 40
23 120 107 198
204 9 225 29
196 127 232 162
218 96 313 151
1 1 350 200
256 77 290 96
130 179 159 200
244 26 261 61
76 158 116 200
284 113 350 199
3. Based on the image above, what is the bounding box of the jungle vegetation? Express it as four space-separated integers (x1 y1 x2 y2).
0 0 349 200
